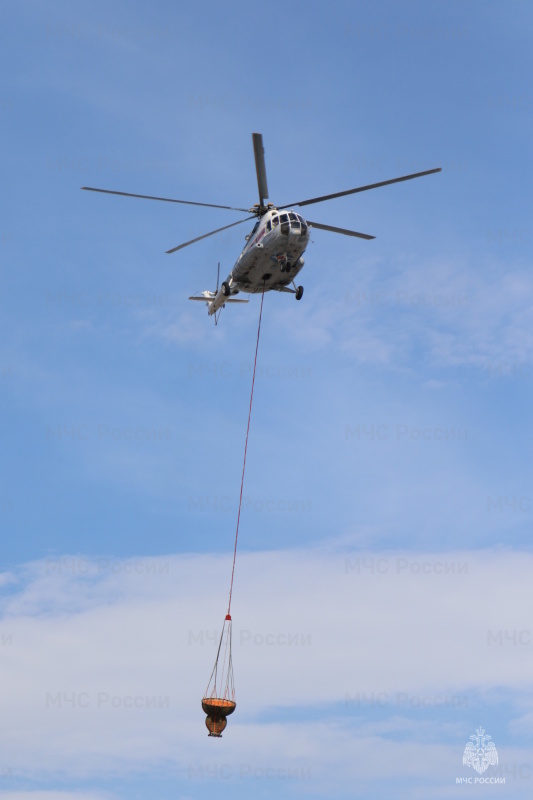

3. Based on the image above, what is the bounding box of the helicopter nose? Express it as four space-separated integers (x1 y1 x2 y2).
292 221 308 241
291 215 308 238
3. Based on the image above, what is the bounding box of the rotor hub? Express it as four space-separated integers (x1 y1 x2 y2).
249 202 275 217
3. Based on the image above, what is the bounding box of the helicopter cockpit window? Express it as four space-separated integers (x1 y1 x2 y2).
247 221 260 240
289 212 300 230
272 215 279 227
279 213 290 234
266 219 272 231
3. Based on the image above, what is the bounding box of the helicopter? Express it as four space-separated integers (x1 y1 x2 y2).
82 133 441 322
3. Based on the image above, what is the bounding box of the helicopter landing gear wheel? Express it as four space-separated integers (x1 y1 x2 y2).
295 286 304 301
221 281 231 297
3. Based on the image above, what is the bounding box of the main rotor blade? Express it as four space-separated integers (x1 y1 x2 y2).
280 167 442 209
81 186 249 212
307 221 375 240
252 133 269 206
165 216 255 254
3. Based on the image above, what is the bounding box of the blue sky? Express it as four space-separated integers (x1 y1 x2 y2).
1 1 532 798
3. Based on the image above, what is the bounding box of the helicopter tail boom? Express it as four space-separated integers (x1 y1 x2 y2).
188 293 249 315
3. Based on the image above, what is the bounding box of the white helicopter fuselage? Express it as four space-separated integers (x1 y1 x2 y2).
83 133 441 322
207 208 309 315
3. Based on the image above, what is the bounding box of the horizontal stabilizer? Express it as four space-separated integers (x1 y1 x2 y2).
188 295 249 304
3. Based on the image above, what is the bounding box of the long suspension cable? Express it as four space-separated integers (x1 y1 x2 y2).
227 290 265 616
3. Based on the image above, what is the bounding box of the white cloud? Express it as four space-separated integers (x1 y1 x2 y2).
0 548 531 791
260 254 533 372
144 309 215 348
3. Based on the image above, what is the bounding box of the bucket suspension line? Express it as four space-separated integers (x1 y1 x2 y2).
227 287 265 617
201 289 265 737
